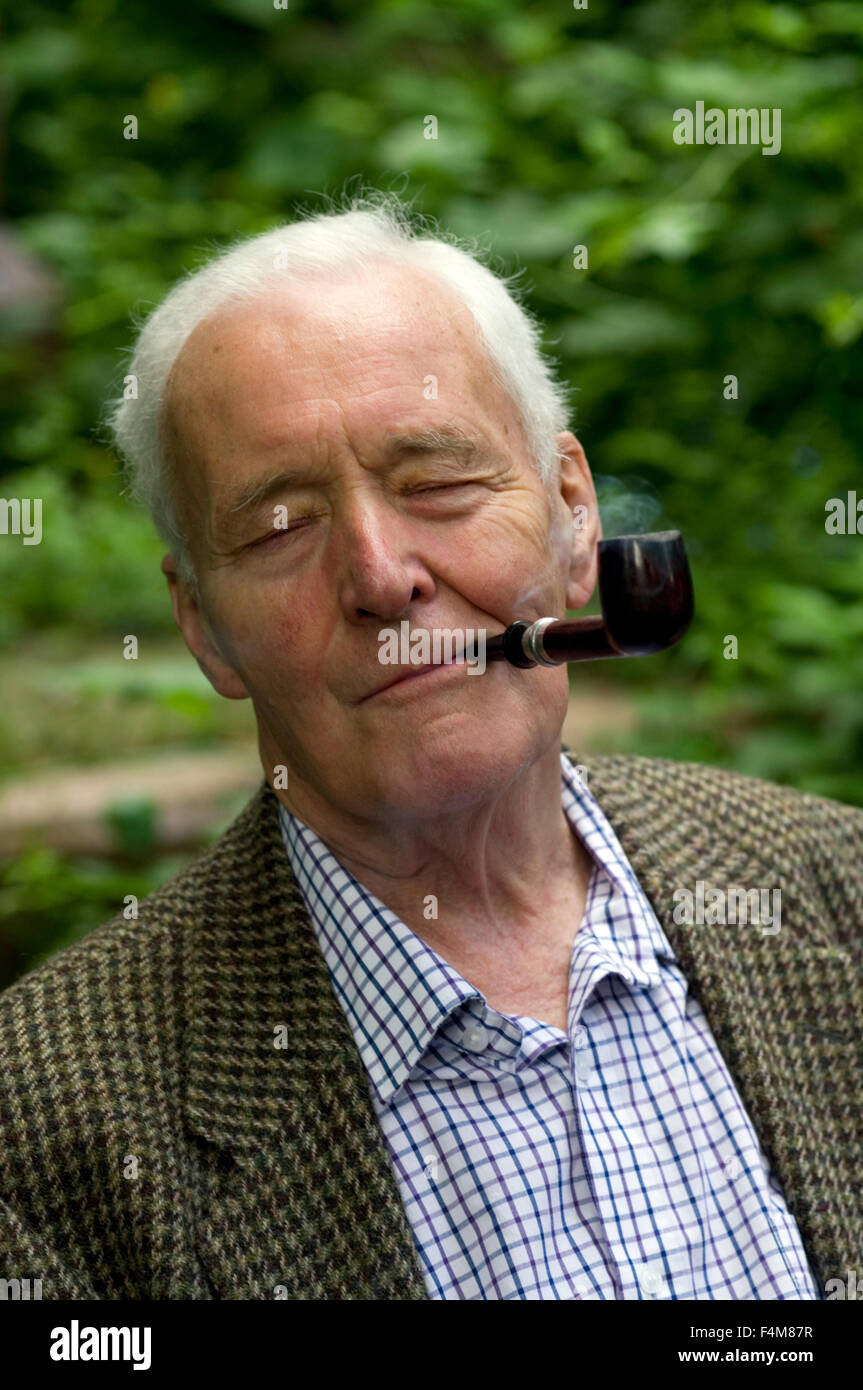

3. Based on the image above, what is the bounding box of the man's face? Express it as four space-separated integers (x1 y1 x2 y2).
163 262 597 824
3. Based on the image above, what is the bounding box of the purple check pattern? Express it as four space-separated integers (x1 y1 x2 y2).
278 753 821 1301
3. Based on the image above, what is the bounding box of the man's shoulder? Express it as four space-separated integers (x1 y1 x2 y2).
6 755 861 1018
3 752 861 1056
570 745 862 822
565 746 863 881
0 783 286 1302
0 873 181 1127
0 778 275 1096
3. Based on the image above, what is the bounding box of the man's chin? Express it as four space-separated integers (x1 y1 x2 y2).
365 715 556 816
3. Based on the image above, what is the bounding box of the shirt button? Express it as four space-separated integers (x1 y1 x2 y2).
575 1051 592 1084
638 1264 664 1296
573 1025 588 1050
463 1024 489 1053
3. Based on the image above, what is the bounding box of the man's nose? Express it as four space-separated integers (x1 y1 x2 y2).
333 494 435 622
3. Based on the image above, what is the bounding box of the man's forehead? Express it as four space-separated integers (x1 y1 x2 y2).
159 265 535 559
172 261 481 376
164 263 504 451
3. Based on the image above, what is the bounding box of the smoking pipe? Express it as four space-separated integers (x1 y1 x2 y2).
485 530 694 667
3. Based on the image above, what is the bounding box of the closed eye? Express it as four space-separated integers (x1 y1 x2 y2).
248 482 480 547
408 480 482 495
251 517 315 546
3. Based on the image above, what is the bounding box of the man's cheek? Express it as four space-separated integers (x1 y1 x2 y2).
248 643 327 705
468 502 554 575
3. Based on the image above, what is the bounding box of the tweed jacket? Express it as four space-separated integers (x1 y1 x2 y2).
0 750 861 1300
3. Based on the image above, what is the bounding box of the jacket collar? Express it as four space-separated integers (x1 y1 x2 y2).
182 750 858 1296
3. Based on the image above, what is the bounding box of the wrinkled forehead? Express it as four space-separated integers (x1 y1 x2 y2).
162 260 504 454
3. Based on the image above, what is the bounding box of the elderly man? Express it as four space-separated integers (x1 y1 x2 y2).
0 195 860 1302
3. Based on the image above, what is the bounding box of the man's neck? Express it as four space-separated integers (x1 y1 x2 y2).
274 744 595 1007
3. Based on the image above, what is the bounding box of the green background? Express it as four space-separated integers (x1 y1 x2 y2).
2 0 862 985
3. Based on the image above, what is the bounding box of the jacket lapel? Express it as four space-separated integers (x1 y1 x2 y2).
182 779 428 1299
183 755 859 1298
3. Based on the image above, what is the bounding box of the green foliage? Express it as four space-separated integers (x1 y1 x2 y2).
104 797 159 856
0 846 185 988
0 468 169 647
0 639 252 779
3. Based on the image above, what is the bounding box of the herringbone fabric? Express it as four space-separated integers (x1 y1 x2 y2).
0 751 860 1300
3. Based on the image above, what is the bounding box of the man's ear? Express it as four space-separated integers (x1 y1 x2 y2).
161 554 250 700
554 431 601 611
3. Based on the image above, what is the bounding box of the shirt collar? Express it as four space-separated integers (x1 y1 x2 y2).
278 808 481 1105
278 751 676 1106
559 754 677 982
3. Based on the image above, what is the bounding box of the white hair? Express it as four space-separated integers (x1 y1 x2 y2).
106 188 573 593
